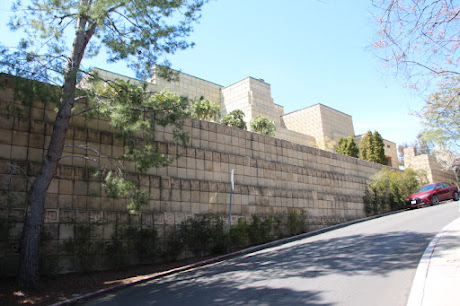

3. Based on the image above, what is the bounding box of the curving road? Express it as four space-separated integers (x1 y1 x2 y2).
86 201 460 306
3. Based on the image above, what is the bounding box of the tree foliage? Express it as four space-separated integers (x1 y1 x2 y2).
90 80 190 211
360 131 374 161
1 0 207 82
250 115 276 136
360 131 387 165
336 136 359 158
364 168 422 215
190 98 221 121
418 76 460 152
0 0 207 288
434 149 460 185
373 0 460 85
221 109 247 130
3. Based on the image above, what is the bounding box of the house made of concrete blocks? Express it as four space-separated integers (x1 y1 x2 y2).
87 67 399 168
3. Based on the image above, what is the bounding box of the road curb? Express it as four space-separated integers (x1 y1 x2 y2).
51 209 404 305
406 216 460 306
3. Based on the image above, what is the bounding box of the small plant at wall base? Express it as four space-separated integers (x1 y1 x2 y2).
0 218 8 278
163 229 186 262
363 168 422 215
178 214 226 257
222 109 247 130
229 218 250 249
106 224 159 269
247 215 273 245
250 115 276 136
64 221 104 273
287 210 308 235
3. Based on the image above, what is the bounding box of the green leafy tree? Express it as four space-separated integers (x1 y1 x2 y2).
418 76 460 153
0 0 207 287
190 98 221 121
336 136 359 158
222 109 247 130
360 131 387 165
250 115 276 136
364 168 422 215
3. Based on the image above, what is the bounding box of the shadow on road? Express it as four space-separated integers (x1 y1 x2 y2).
87 231 433 305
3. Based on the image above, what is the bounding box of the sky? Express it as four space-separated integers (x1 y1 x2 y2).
0 0 426 147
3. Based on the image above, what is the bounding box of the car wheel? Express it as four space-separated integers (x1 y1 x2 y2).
432 194 439 205
454 192 459 201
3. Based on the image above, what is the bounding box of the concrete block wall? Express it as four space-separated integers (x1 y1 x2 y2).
275 127 316 147
319 104 355 142
283 104 355 149
150 67 223 104
221 78 253 120
0 74 389 272
404 147 456 183
283 104 325 146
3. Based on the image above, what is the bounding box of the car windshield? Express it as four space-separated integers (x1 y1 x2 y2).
415 184 436 193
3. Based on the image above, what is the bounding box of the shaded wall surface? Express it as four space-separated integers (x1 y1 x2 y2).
0 75 387 272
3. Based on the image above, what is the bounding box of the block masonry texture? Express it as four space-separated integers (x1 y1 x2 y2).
0 73 392 273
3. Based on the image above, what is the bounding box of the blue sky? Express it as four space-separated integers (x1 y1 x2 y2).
0 0 425 146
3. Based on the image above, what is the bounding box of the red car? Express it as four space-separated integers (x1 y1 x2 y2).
406 182 459 208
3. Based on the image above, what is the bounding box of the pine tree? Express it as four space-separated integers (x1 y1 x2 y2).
360 131 374 161
336 136 359 158
372 131 387 165
1 0 208 288
360 131 387 165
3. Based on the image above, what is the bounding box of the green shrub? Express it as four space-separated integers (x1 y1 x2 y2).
273 214 285 238
64 221 103 273
229 218 250 248
247 215 273 245
178 214 226 257
106 224 159 269
190 99 221 121
0 218 8 278
286 210 308 235
163 229 185 262
363 168 423 215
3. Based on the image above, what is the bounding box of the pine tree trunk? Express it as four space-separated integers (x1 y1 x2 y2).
17 17 96 287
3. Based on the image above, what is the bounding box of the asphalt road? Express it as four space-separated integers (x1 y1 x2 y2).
85 201 460 306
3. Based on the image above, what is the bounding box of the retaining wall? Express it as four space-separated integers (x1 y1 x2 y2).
0 74 386 273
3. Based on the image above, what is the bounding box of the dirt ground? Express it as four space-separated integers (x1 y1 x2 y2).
0 257 211 305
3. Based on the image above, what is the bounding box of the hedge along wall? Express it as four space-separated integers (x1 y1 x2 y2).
0 74 386 273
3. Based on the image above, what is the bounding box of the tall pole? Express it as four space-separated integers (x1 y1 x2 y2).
227 169 234 252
